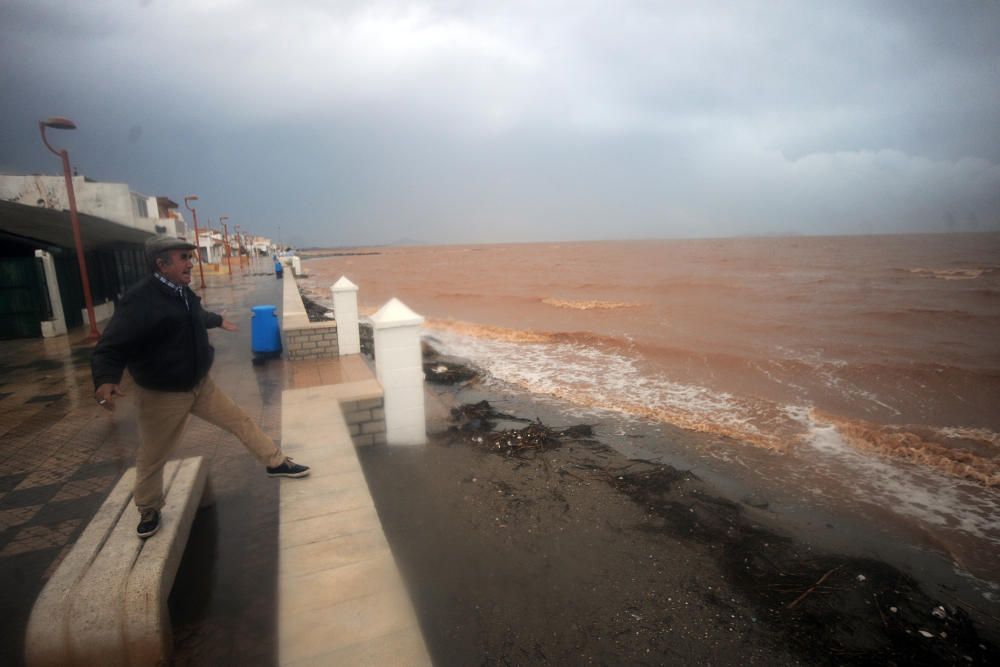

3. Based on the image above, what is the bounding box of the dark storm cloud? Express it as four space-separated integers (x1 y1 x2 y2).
1 0 998 245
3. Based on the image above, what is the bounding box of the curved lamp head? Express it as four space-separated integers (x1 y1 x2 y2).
39 116 78 156
184 195 198 210
41 116 77 130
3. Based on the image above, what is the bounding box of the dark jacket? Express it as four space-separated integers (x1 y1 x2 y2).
91 275 223 392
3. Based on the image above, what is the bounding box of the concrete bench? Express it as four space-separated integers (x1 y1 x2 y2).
25 456 209 667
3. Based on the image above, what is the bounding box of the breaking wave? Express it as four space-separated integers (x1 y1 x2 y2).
426 319 1000 488
426 318 632 349
902 267 1000 280
813 411 1000 488
541 297 642 310
427 319 801 451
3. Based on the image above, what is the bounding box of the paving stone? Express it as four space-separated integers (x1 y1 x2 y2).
0 518 81 557
0 473 28 494
18 466 77 489
279 589 421 664
32 495 104 525
70 460 127 482
24 393 67 405
0 483 62 509
284 626 431 667
0 545 61 664
0 504 42 531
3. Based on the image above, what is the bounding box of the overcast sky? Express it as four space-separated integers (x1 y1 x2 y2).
2 1 998 247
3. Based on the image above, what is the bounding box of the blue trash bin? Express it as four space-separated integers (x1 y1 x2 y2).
274 261 284 279
251 305 282 357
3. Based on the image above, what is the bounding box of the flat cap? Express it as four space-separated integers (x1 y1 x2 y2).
145 234 197 256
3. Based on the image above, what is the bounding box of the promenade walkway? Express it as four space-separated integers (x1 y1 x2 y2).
278 380 430 665
0 268 427 665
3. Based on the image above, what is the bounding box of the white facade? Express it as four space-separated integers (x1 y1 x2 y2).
251 236 273 256
0 174 182 238
195 229 228 264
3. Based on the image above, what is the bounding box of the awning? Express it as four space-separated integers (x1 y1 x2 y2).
0 199 151 251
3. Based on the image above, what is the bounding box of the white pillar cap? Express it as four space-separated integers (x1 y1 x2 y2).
370 297 424 329
332 276 359 293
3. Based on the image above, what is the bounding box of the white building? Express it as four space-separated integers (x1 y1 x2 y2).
0 173 188 338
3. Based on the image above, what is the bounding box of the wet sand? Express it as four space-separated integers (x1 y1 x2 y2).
358 371 999 665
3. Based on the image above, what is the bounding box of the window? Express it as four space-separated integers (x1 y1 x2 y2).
133 195 148 218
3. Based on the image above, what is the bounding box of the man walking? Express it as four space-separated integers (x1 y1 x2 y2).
92 234 309 538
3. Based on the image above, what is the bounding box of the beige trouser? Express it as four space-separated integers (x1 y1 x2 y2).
133 375 285 512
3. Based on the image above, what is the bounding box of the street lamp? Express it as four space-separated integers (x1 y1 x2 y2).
38 116 100 341
235 224 246 271
219 215 232 277
183 195 207 289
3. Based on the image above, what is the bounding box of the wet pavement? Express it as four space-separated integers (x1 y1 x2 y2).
0 268 289 666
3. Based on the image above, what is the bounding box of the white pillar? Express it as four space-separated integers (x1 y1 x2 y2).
331 276 360 355
291 256 302 276
371 298 426 445
34 250 67 338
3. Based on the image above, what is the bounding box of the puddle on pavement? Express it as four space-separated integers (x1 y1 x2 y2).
170 472 280 664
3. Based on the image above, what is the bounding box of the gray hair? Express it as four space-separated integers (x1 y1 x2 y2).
148 249 175 273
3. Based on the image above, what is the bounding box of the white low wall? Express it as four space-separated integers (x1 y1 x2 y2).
371 298 426 446
281 272 338 360
332 276 361 355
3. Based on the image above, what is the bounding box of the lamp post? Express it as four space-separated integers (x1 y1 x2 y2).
201 216 213 268
235 224 245 271
219 215 232 276
183 195 207 289
38 116 100 341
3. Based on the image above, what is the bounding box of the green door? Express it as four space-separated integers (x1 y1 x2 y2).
0 257 47 339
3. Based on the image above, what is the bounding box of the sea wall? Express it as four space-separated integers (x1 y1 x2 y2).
341 396 387 446
281 271 339 359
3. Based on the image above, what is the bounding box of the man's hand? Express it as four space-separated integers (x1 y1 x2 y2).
95 383 125 412
221 319 238 332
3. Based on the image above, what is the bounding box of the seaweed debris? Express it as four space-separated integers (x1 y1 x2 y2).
448 400 595 457
422 339 480 385
298 291 335 323
425 360 479 385
450 400 519 431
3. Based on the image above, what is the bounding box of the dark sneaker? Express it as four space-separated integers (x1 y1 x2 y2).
266 458 310 478
137 509 160 539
